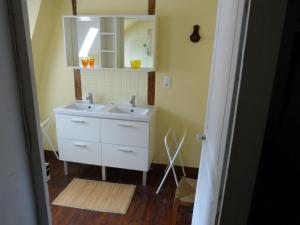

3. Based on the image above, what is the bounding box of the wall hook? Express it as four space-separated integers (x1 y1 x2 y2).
190 25 201 43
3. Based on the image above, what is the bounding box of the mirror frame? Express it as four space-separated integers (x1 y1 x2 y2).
63 15 156 71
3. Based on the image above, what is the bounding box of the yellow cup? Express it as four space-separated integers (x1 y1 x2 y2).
130 60 141 69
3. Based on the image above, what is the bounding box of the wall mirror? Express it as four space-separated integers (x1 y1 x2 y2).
63 15 156 70
124 18 154 69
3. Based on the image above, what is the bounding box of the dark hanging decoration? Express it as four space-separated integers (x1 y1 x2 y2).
190 25 201 43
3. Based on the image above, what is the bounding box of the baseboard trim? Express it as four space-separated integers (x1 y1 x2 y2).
44 151 199 177
150 163 199 178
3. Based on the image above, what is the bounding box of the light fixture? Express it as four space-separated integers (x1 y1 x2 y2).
77 17 93 22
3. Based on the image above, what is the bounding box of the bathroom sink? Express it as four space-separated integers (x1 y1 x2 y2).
54 102 155 122
108 106 149 116
64 103 104 112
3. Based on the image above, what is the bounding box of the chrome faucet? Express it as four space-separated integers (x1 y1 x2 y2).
130 95 136 107
86 92 94 104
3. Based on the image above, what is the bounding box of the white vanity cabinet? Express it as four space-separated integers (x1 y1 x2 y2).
56 115 101 142
56 115 101 166
102 144 148 171
101 119 152 173
55 113 155 185
58 139 101 166
101 119 149 147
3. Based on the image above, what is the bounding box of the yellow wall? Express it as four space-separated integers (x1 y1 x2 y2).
31 0 217 168
154 1 217 166
32 0 74 149
26 0 42 37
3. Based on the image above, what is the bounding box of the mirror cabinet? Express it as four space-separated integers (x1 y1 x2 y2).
63 15 156 70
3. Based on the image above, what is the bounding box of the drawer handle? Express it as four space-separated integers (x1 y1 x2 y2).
71 119 87 123
117 123 134 127
118 147 135 153
74 142 87 148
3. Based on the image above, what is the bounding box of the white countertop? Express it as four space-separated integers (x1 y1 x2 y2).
53 101 156 122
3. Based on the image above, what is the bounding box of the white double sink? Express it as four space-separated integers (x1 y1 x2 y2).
54 101 155 122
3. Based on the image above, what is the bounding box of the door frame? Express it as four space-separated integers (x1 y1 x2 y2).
214 0 253 223
192 0 252 224
6 0 289 224
218 0 288 224
6 0 51 224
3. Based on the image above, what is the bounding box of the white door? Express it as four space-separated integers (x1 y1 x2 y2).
192 0 248 224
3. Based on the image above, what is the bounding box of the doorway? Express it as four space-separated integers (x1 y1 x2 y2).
1 0 282 222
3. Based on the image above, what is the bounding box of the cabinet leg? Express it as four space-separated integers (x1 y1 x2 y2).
142 171 147 186
63 161 68 176
102 166 106 181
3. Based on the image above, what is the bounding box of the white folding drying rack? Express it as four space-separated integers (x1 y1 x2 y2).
156 128 188 194
40 117 59 159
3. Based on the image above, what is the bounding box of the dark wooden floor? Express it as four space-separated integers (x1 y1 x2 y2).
45 152 198 225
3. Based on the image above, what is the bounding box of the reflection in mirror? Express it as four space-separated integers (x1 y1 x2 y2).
75 17 100 67
124 19 154 69
64 16 155 69
64 17 100 68
78 27 99 58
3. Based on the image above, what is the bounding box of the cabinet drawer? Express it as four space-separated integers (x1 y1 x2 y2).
101 119 149 147
56 114 100 142
102 143 148 171
58 139 100 165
